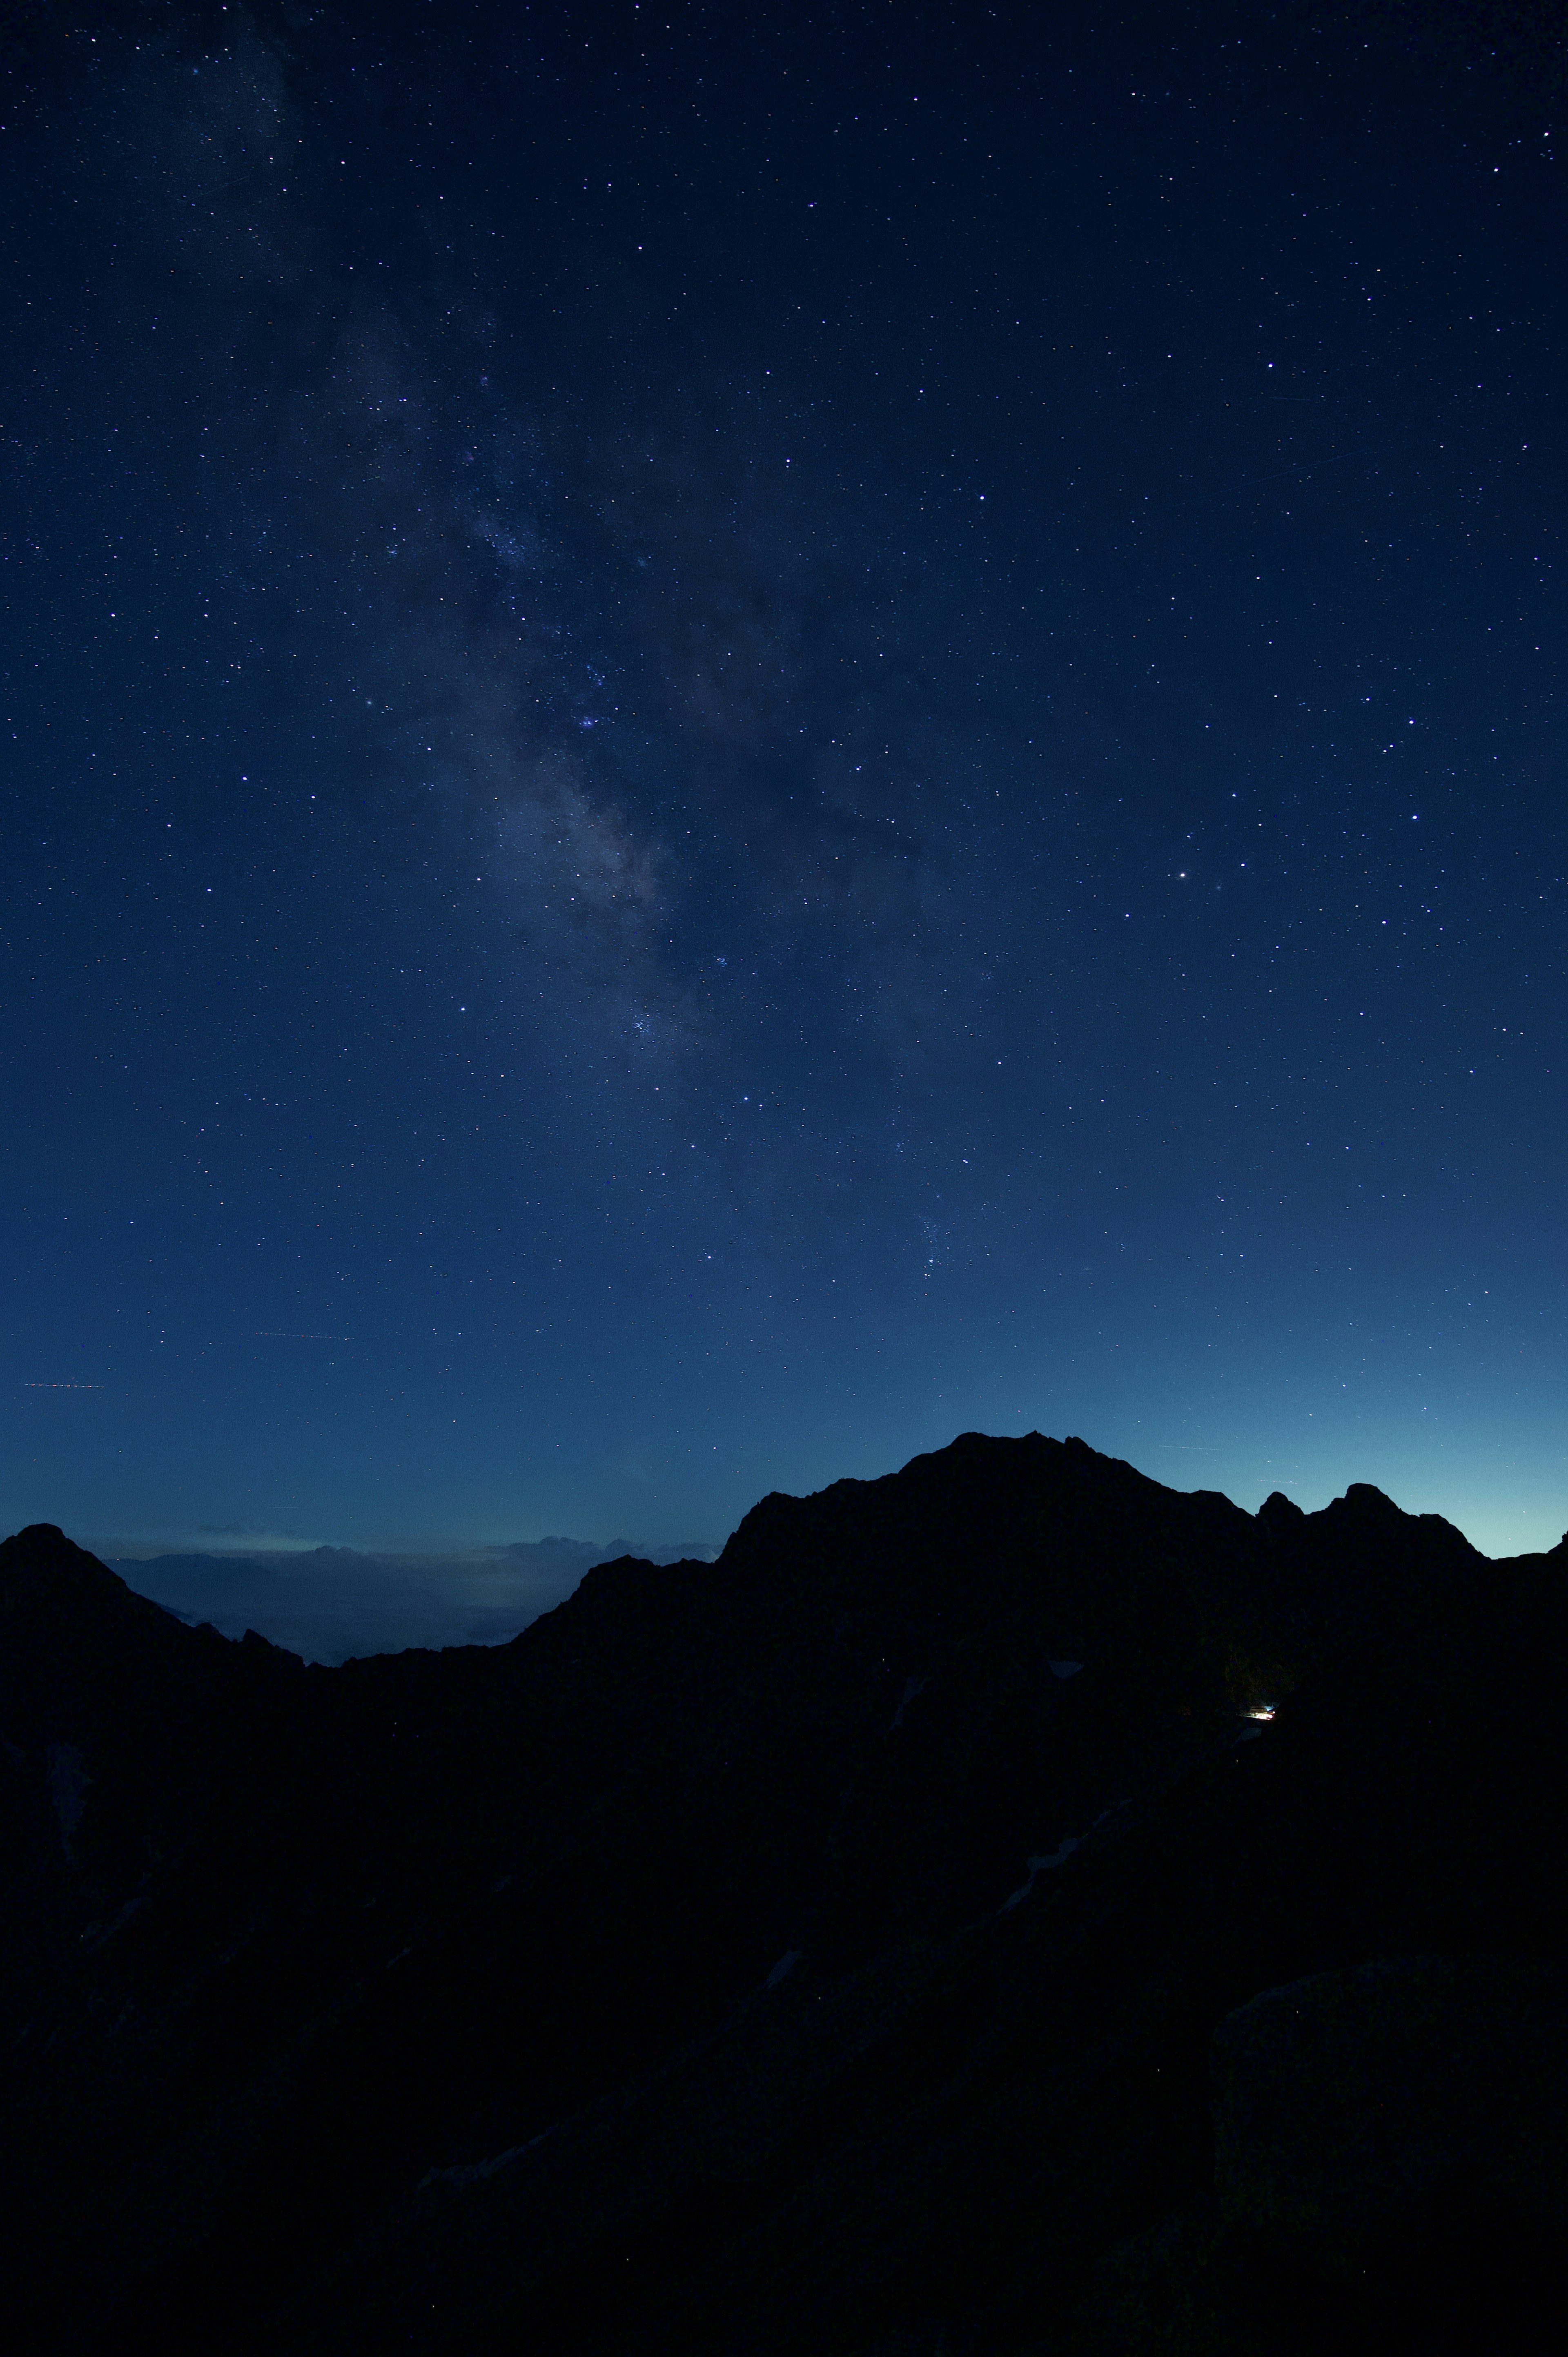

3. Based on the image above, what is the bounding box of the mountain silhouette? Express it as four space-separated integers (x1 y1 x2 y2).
3 1431 1566 2354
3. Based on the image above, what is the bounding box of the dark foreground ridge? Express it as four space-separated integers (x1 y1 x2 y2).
4 1432 1567 2355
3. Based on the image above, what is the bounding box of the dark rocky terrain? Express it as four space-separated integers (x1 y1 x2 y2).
3 1431 1566 2354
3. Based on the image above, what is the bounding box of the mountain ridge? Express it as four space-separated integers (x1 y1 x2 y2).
3 1431 1566 2354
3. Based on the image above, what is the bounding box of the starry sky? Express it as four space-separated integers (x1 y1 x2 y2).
4 0 1565 1571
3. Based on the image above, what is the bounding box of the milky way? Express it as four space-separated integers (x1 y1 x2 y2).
4 3 1564 1560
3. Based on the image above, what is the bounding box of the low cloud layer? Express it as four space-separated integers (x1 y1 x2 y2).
109 1537 716 1664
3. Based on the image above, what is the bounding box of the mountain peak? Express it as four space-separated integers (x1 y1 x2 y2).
2 1436 1557 2357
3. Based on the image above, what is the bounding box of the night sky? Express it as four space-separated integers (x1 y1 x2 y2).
4 0 1565 1587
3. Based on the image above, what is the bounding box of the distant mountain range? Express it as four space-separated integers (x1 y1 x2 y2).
4 1432 1566 2354
107 1536 718 1662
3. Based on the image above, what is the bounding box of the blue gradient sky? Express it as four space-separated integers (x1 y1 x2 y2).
4 0 1565 1565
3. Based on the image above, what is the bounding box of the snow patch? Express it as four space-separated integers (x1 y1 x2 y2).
1002 1836 1081 1911
80 1893 149 1951
890 1674 930 1730
46 1742 91 1854
418 2127 553 2192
